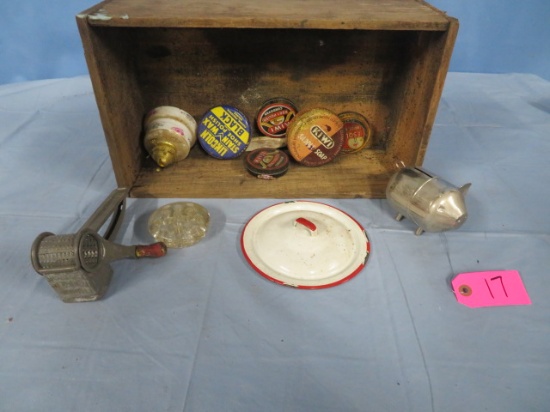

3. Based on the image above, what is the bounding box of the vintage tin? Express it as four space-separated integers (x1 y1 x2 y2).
245 148 289 178
198 105 251 159
286 108 344 167
256 98 298 138
338 111 372 153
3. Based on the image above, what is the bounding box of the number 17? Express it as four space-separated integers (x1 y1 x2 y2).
485 275 508 299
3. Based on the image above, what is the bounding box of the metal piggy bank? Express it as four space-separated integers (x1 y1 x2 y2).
386 167 471 235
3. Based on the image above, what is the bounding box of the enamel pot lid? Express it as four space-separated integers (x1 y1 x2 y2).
241 201 371 289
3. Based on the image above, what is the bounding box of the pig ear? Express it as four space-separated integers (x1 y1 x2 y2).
459 183 472 196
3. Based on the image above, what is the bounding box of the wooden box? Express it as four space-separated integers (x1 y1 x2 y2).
77 0 457 198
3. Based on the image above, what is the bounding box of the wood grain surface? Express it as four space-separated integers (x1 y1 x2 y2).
81 0 451 30
77 0 457 198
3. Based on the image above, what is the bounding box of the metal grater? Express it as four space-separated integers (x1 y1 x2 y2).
31 188 167 302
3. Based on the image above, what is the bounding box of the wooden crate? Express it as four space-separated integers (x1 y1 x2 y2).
77 0 457 198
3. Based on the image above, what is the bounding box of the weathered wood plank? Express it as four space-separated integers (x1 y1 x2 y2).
82 0 451 31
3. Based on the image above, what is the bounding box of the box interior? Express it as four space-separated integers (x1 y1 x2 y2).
87 26 447 198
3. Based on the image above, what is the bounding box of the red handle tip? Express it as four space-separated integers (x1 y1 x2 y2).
135 242 168 258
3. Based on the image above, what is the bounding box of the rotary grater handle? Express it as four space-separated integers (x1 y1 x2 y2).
77 188 167 269
80 187 129 240
31 188 167 278
75 230 167 274
98 238 168 264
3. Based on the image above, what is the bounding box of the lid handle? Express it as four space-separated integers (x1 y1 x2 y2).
294 217 317 236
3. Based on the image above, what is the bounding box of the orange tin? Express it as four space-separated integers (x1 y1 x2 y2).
286 108 344 167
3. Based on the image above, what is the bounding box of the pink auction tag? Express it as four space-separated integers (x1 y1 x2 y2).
452 270 531 308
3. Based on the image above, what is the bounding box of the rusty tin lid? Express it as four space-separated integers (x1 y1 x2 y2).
286 108 344 167
338 111 373 153
245 148 290 178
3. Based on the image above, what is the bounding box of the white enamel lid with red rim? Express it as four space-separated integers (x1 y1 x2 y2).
241 201 370 289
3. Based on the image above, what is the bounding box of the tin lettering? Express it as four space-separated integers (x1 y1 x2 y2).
200 129 228 157
202 117 221 135
310 125 335 149
268 122 289 135
298 133 317 151
253 151 267 166
221 136 240 153
253 150 282 169
315 149 328 160
262 109 289 122
220 111 247 138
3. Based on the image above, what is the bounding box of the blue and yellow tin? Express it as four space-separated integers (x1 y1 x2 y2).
198 105 251 159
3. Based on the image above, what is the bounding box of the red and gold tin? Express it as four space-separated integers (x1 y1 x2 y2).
286 108 344 167
245 148 289 178
338 111 373 153
256 98 298 138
